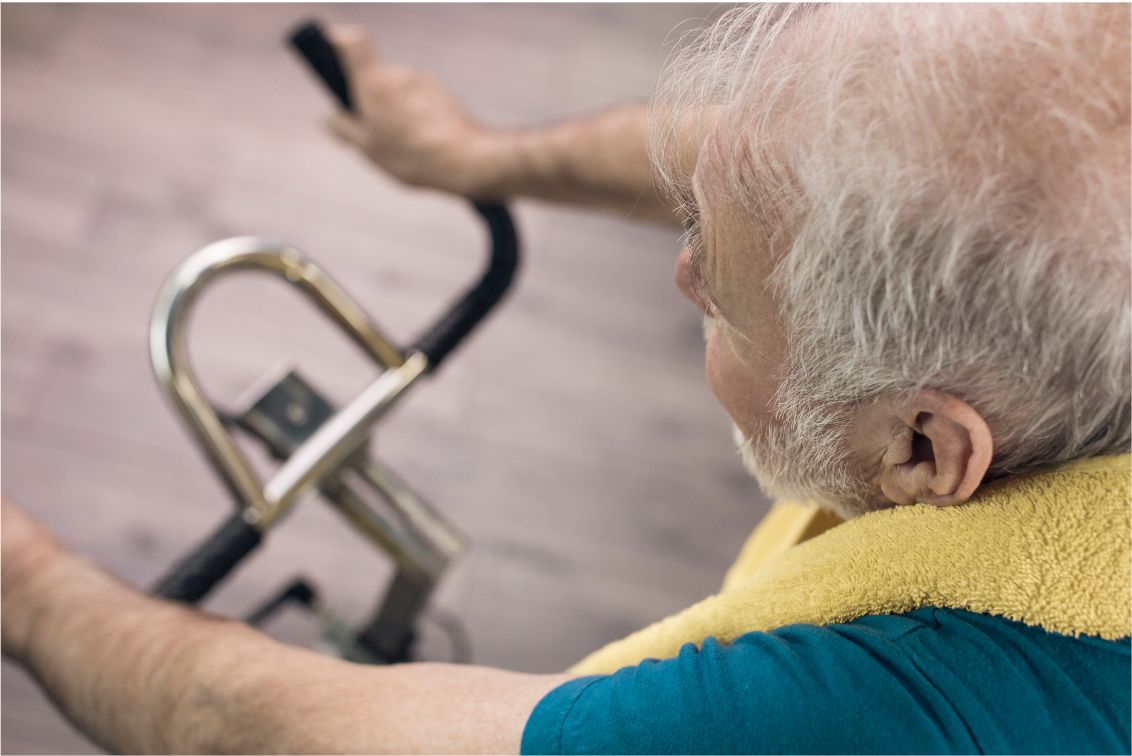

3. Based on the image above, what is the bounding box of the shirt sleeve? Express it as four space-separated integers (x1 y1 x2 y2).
520 614 973 755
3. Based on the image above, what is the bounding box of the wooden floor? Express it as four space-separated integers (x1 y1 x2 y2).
0 5 769 753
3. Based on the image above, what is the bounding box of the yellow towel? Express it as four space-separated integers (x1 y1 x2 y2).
570 453 1131 675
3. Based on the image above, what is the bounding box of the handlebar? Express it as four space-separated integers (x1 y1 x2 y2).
290 22 353 110
151 22 520 604
154 511 263 602
289 20 520 374
410 201 519 370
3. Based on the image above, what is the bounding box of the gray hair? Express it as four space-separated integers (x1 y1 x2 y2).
653 4 1131 481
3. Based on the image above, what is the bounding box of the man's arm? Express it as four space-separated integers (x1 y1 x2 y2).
323 27 683 225
1 498 573 754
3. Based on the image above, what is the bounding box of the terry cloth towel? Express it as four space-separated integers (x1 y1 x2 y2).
569 454 1131 676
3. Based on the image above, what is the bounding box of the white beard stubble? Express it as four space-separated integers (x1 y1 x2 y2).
702 312 878 519
732 413 878 521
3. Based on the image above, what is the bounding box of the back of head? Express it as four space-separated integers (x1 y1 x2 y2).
654 4 1131 479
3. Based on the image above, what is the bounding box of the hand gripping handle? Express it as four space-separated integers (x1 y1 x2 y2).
153 512 263 603
288 20 520 372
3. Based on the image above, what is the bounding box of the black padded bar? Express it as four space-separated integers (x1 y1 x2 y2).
289 21 353 110
153 512 263 603
410 201 520 370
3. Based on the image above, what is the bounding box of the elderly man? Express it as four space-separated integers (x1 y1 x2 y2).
3 4 1129 753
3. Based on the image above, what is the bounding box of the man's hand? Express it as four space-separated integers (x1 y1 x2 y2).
322 26 684 224
1 496 574 753
326 27 500 198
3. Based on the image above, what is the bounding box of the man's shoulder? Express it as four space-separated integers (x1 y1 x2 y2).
522 608 1131 755
837 606 1131 673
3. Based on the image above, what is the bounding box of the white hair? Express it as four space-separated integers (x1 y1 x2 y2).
654 4 1131 502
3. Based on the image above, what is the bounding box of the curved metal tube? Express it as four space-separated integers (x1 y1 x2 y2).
150 236 407 521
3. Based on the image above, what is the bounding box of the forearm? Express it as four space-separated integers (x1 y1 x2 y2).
326 30 684 226
2 500 571 753
476 104 681 224
3 527 246 753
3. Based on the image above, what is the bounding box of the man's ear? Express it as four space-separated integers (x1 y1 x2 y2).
873 389 994 507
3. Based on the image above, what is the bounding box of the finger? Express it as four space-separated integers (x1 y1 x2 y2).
327 24 377 75
325 111 368 148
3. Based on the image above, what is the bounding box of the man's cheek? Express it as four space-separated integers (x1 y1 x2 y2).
705 332 747 427
704 326 721 391
706 329 780 439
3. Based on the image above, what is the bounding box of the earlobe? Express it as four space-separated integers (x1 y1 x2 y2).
876 390 994 508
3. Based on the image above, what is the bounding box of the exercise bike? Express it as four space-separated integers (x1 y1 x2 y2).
149 22 519 664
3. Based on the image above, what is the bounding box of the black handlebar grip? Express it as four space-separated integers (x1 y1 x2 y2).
153 512 263 603
289 21 353 111
411 201 520 371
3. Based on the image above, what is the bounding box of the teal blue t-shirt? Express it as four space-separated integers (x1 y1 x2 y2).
522 608 1130 754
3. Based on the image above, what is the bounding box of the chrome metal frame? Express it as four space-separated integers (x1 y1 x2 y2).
149 233 464 569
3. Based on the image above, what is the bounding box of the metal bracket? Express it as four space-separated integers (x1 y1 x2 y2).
234 369 467 660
